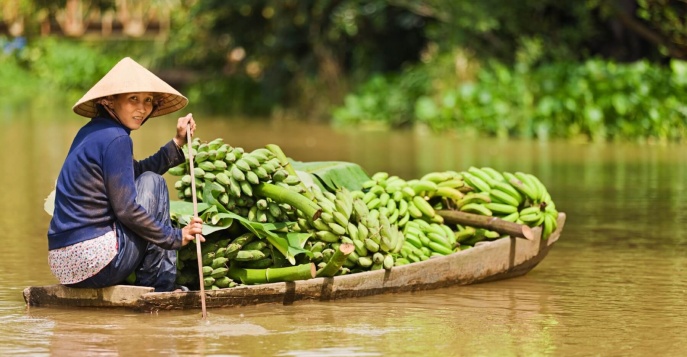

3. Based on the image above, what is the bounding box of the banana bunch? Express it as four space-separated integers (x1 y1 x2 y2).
356 171 469 228
458 166 559 239
169 139 301 222
506 171 559 240
342 196 405 271
398 220 460 264
295 185 404 272
176 231 285 290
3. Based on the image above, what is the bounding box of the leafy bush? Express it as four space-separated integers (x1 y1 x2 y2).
334 58 687 142
332 68 430 128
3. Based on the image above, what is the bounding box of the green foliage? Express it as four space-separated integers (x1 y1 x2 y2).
20 38 120 94
332 68 430 127
160 0 431 114
185 76 272 116
0 37 121 100
335 58 687 142
424 1 608 63
636 0 687 57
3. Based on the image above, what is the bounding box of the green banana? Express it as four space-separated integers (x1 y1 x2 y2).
372 171 390 182
500 211 520 222
194 151 210 163
283 174 301 185
410 179 438 195
457 192 491 207
460 203 493 216
234 158 252 172
224 151 237 164
480 167 506 182
365 238 380 253
242 170 258 185
489 188 520 207
192 167 205 179
467 167 496 187
211 267 229 279
507 176 539 203
491 181 524 205
228 176 242 197
241 155 260 169
316 230 340 243
240 180 253 196
397 199 409 216
167 165 186 176
519 205 543 216
420 171 453 183
328 222 347 236
519 210 545 226
428 241 453 255
462 172 491 193
437 179 465 189
434 186 464 201
412 196 435 217
542 212 557 240
234 249 267 261
484 202 518 215
455 226 476 243
514 172 542 202
230 165 246 182
198 161 215 172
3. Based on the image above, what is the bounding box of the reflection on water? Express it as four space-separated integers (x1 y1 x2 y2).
1 107 686 356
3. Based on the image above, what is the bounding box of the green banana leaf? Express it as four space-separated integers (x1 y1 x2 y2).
170 200 231 236
170 181 312 264
291 160 370 192
210 211 312 265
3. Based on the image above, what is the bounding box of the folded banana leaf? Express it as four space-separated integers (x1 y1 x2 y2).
291 160 370 192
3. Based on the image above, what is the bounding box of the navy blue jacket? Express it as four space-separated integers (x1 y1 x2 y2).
48 116 185 250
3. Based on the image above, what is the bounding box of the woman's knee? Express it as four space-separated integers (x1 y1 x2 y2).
135 172 169 215
136 172 165 190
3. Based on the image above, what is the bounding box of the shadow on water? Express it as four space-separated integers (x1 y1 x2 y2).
1 102 686 356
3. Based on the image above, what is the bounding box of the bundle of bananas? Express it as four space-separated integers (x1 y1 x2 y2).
460 167 559 240
168 138 302 223
355 171 470 227
292 185 403 272
170 137 560 290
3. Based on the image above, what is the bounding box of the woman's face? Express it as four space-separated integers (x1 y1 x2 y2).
110 92 155 130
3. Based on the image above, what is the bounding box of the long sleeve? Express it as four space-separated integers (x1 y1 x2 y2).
104 136 182 250
133 140 186 177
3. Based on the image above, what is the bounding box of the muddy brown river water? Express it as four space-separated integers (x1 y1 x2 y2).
1 107 685 356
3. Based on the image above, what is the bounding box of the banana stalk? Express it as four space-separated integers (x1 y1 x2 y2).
316 243 355 277
253 182 322 222
265 144 314 200
227 263 316 285
437 209 534 240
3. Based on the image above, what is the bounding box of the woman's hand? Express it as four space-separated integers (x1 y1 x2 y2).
173 113 196 148
181 216 205 246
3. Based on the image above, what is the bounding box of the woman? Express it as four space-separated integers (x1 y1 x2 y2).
48 57 205 292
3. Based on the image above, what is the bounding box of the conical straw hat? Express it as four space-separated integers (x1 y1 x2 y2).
72 57 188 118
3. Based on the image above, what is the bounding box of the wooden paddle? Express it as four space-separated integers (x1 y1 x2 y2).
437 210 534 240
185 122 207 319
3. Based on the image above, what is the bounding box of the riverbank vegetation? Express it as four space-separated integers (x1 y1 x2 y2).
2 0 687 142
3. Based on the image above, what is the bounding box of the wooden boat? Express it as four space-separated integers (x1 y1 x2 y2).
23 212 566 312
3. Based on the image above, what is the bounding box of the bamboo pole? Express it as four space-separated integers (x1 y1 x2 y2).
186 123 207 319
437 210 534 240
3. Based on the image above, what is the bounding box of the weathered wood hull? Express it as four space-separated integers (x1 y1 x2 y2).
24 213 566 312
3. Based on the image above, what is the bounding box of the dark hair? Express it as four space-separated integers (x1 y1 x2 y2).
95 103 114 119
